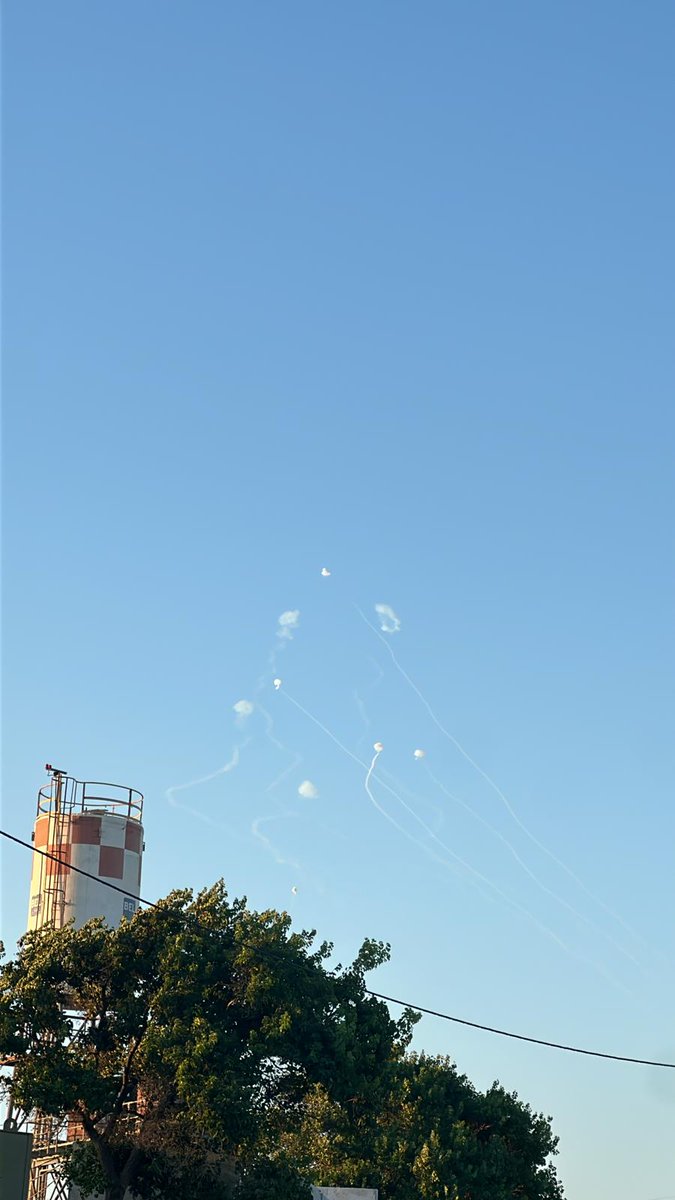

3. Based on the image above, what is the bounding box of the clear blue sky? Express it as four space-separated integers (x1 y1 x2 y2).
3 4 675 1197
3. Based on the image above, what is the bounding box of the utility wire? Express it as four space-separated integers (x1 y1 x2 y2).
2 828 674 1070
366 990 674 1067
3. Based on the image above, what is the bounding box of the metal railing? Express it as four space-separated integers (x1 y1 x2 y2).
37 775 143 822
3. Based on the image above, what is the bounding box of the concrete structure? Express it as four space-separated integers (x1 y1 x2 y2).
27 767 144 933
313 1190 378 1200
19 766 145 1200
0 1129 33 1200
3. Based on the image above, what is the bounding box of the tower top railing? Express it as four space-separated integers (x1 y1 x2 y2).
37 772 143 822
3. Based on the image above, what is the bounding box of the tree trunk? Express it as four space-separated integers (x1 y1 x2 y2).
80 1113 127 1200
102 1186 125 1200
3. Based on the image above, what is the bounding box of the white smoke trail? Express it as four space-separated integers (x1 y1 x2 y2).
363 753 447 867
362 748 633 997
166 606 304 858
284 703 491 898
268 608 301 675
247 696 310 885
257 700 303 793
354 690 370 743
280 688 572 952
251 809 329 897
378 764 445 835
355 603 651 956
166 745 247 805
165 744 250 842
164 797 247 842
354 657 385 754
423 762 642 969
364 748 384 816
281 691 417 844
251 813 304 871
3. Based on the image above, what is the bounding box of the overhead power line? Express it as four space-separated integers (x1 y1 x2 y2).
366 990 675 1067
2 828 674 1070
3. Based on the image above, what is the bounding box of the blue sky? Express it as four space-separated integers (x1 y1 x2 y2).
3 4 675 1196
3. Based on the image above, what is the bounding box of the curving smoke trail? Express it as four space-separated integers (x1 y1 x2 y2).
282 685 637 995
354 657 385 755
423 761 642 969
166 744 247 805
355 603 653 960
165 743 251 841
280 687 575 953
257 700 304 793
251 812 304 872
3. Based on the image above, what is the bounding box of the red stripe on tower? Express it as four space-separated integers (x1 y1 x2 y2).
99 846 124 879
46 844 71 876
71 815 102 845
124 822 142 853
34 817 50 848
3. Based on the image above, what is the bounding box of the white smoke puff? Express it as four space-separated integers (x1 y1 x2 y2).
233 700 254 718
321 567 331 576
273 678 282 690
375 603 401 634
373 741 384 753
277 609 301 640
413 748 426 759
298 780 319 799
291 886 298 895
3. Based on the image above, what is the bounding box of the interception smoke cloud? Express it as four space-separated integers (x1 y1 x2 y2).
375 603 401 634
298 780 319 799
277 610 301 640
230 700 252 724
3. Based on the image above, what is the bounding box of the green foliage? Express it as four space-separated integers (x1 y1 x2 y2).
64 1131 233 1200
0 882 412 1200
234 1156 312 1200
65 1132 234 1200
277 1054 564 1200
0 885 564 1200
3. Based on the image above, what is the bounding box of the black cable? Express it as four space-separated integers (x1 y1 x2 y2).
3 830 152 906
366 990 675 1068
3 828 674 1070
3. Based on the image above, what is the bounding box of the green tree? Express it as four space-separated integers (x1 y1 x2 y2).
277 1053 564 1200
234 1156 312 1200
0 882 415 1200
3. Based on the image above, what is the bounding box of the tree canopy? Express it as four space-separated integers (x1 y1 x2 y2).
274 1054 564 1200
0 882 414 1200
0 881 564 1200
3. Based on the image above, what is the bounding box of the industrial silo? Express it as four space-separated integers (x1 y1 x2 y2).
27 765 144 932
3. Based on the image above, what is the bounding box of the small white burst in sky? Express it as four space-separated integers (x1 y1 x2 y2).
413 748 426 759
273 677 282 690
277 610 300 640
298 780 319 799
373 741 384 753
375 603 401 634
321 567 331 576
232 699 254 718
291 886 298 895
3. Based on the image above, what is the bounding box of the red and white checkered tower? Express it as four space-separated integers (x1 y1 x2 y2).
27 765 144 932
